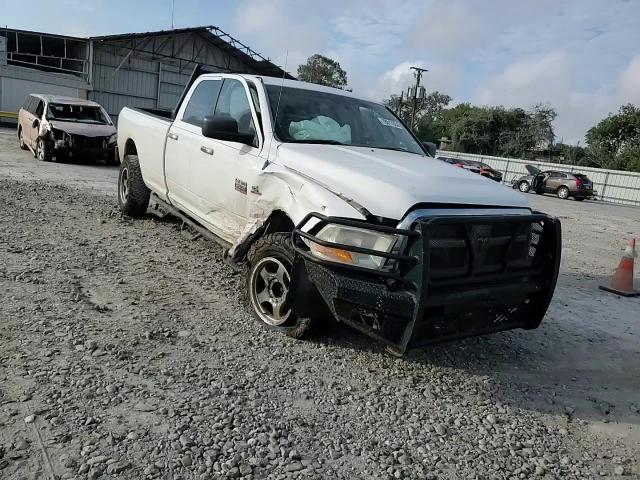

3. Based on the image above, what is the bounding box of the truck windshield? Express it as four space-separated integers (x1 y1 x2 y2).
265 85 425 156
47 104 110 124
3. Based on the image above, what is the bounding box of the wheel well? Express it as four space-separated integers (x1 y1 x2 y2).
123 139 137 157
263 210 295 235
230 210 295 263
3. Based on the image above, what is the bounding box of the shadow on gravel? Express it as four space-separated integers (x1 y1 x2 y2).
310 272 640 426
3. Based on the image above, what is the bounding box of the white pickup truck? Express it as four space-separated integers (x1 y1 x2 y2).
116 67 561 354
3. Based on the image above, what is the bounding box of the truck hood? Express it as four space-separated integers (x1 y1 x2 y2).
49 121 116 137
276 144 528 219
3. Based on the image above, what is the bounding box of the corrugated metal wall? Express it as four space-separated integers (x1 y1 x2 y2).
438 150 640 206
90 31 255 123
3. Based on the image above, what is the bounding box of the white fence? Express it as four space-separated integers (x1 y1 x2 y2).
438 150 640 206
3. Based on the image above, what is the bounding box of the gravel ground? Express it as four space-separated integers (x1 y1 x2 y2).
1 129 639 479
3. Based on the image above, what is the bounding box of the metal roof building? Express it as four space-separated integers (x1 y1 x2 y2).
0 26 293 124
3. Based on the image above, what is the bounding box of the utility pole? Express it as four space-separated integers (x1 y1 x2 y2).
171 0 176 29
409 66 428 131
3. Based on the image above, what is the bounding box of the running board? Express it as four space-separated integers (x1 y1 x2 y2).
150 194 233 251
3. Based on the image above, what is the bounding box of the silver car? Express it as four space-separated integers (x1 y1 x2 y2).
18 94 117 164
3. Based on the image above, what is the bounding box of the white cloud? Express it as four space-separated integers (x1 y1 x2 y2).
476 52 640 143
228 0 640 143
619 55 640 106
365 60 462 102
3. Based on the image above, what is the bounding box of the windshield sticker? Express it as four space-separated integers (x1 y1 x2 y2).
378 117 403 129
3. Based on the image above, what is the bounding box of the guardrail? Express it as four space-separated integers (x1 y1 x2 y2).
437 150 640 206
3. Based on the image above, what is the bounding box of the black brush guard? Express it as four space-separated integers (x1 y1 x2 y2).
291 212 561 353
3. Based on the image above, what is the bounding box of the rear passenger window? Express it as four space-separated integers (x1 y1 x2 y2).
34 101 44 118
181 80 222 127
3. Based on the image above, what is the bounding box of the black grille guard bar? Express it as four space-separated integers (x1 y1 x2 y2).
292 212 420 282
291 211 562 353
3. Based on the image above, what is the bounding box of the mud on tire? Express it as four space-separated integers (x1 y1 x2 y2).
118 154 150 217
246 232 314 339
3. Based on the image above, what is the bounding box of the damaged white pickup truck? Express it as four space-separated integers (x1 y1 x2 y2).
116 68 561 354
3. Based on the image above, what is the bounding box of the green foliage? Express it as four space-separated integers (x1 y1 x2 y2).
585 104 640 171
297 54 348 89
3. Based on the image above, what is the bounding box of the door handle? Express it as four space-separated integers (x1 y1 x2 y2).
200 146 214 155
168 133 179 140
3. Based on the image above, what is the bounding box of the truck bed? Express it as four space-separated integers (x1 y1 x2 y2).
117 107 172 200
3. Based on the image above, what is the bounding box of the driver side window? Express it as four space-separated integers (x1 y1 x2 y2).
215 79 256 145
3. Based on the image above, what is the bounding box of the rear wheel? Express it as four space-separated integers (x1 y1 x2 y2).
118 155 150 217
18 129 28 150
246 232 314 339
518 181 530 193
557 186 570 200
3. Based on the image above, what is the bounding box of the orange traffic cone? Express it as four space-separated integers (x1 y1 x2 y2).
599 238 639 297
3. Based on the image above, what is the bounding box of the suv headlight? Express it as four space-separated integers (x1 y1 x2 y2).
108 133 117 144
307 224 397 270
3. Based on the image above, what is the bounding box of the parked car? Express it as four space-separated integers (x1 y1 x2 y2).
116 68 561 355
18 94 117 164
436 156 481 173
463 160 503 182
513 165 595 200
437 157 503 182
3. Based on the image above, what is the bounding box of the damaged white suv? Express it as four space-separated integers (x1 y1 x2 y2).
116 68 561 354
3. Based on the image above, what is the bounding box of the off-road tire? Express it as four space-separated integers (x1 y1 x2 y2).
518 180 530 193
118 155 150 217
18 128 28 150
557 186 570 200
246 232 314 339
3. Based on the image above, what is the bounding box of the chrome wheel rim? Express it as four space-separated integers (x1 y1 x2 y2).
250 256 291 326
558 187 569 199
37 140 45 160
119 167 129 203
519 182 529 192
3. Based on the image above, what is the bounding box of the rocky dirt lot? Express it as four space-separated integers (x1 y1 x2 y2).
0 129 639 479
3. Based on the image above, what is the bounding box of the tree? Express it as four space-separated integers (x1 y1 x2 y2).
385 90 451 141
585 104 640 171
297 54 348 89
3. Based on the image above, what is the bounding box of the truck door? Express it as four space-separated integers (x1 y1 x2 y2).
189 78 263 243
164 78 222 218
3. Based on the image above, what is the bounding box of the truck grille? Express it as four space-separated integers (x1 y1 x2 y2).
423 219 542 281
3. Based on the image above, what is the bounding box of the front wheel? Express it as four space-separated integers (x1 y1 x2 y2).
118 155 150 217
518 181 530 193
557 186 570 200
36 138 52 162
246 233 314 339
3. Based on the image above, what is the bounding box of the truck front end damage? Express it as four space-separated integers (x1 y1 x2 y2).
291 211 561 353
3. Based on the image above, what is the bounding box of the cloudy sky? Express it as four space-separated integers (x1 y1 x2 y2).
5 0 640 143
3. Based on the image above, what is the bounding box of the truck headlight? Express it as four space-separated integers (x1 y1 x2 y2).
307 224 397 270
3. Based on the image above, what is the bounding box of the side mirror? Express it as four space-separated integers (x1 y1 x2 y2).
422 141 437 157
32 118 40 128
201 115 255 146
